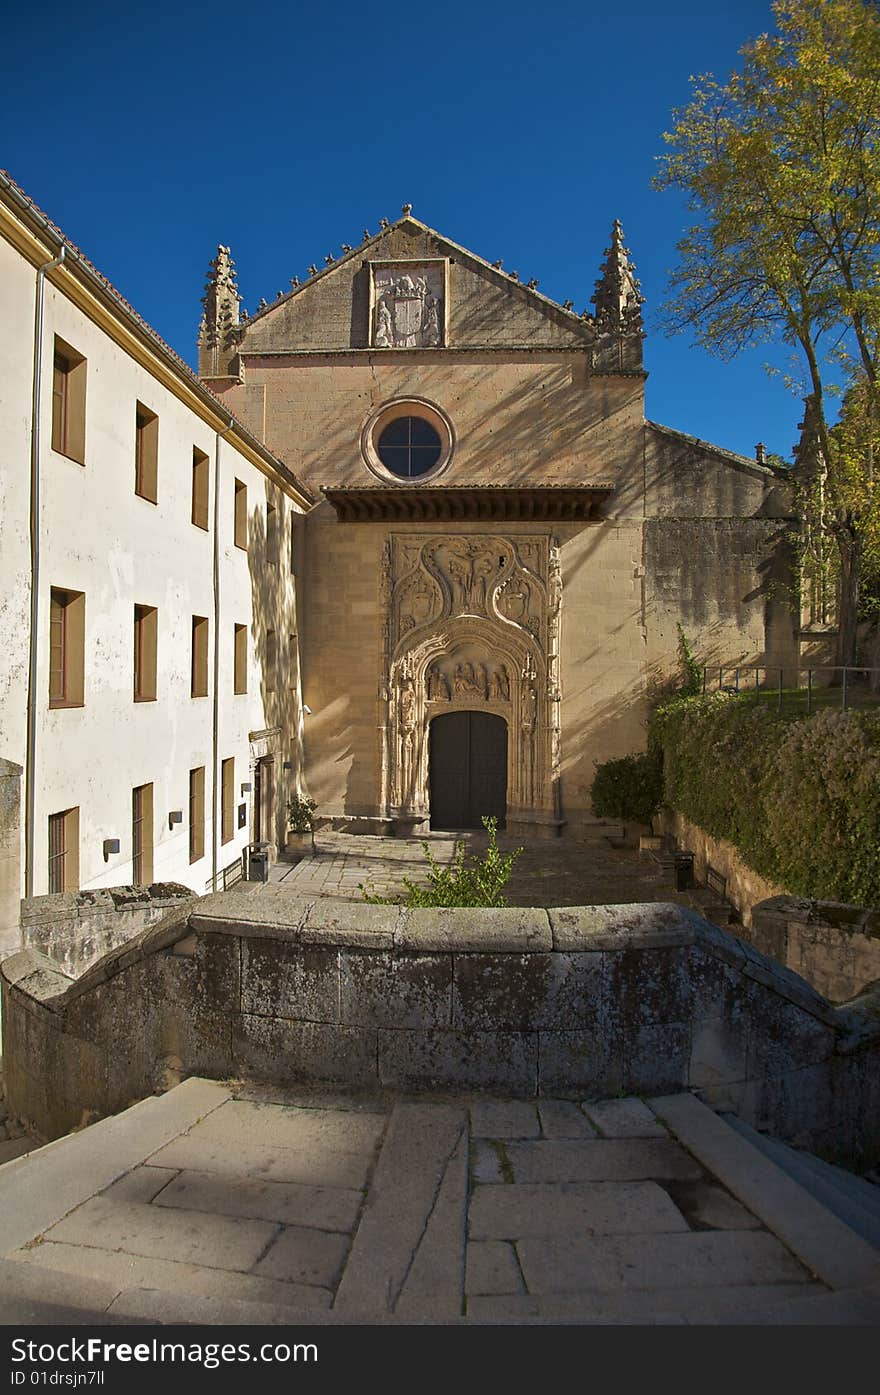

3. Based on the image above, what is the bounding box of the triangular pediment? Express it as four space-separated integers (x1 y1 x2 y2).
237 215 597 355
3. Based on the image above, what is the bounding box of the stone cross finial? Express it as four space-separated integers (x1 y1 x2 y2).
341 244 352 253
308 265 318 276
527 278 538 290
290 276 300 289
362 228 371 241
402 203 413 216
324 253 335 265
563 299 573 310
380 217 391 229
492 260 503 269
509 270 519 281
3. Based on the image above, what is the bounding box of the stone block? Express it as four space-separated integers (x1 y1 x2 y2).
452 950 608 1033
690 1016 748 1089
101 1166 178 1204
580 1098 668 1139
516 1231 810 1293
183 1097 386 1156
663 1181 762 1231
538 1100 598 1138
241 939 339 1022
470 1100 540 1139
470 1139 507 1183
468 1180 689 1239
339 949 451 1029
252 1226 351 1289
623 1023 692 1095
45 1195 277 1271
465 1241 524 1295
537 1030 623 1096
234 1013 378 1087
154 1170 363 1231
147 1134 372 1190
378 1028 537 1093
745 994 837 1078
396 906 552 953
503 1138 703 1184
302 899 397 950
548 903 698 952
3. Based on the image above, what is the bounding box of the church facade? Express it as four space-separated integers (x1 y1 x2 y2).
201 210 798 838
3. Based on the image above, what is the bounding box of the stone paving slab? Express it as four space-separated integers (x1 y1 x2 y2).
537 1101 598 1139
470 1139 506 1183
464 1283 823 1323
147 1134 372 1190
581 1098 670 1138
396 1131 468 1317
470 1101 541 1139
468 1182 690 1240
664 1181 763 1231
184 1099 387 1155
153 1171 363 1231
254 1225 351 1288
516 1231 812 1293
102 1166 178 1204
11 1242 333 1309
503 1138 704 1184
465 1241 525 1295
334 1102 467 1314
43 1195 278 1272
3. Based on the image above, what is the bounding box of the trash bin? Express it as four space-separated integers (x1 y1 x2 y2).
247 841 270 882
674 852 695 891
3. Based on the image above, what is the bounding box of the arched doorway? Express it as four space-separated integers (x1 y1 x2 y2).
429 711 507 830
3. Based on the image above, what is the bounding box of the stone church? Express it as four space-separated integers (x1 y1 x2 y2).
199 209 797 840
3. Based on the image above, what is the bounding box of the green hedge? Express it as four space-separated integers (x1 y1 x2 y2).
590 751 663 826
652 694 880 907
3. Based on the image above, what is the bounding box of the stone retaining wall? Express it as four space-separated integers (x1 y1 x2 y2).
18 883 195 978
750 897 880 1005
659 810 786 926
3 889 879 1166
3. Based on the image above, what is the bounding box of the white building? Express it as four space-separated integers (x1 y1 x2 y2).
0 171 312 945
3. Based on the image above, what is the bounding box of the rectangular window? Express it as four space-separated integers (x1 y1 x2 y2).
221 757 234 845
234 479 247 549
191 616 209 697
134 403 158 503
133 604 158 701
48 807 79 893
132 783 154 885
189 766 205 864
51 337 86 464
192 447 210 530
266 502 277 563
234 624 247 694
266 628 277 693
289 519 297 575
48 587 85 707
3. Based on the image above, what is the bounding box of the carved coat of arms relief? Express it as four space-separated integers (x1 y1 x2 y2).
371 262 445 349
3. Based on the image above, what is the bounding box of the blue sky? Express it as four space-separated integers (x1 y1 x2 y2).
5 0 814 462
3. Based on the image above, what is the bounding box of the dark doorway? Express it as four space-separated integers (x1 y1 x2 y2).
429 711 508 830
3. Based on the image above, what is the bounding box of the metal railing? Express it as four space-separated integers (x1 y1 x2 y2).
204 855 244 894
702 665 880 713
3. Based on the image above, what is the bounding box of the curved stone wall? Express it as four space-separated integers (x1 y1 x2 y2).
2 888 879 1165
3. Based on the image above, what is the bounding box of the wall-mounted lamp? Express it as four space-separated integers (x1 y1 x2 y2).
241 782 252 794
102 838 120 862
303 704 312 715
168 810 183 829
282 761 294 770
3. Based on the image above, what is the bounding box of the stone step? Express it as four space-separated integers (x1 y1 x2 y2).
724 1115 880 1247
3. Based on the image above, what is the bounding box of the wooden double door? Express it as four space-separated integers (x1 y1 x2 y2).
428 711 507 830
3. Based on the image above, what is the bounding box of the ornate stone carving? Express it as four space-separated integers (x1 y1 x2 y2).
372 263 445 348
381 533 560 821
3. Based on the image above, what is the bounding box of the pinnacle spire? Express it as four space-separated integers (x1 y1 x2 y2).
592 219 644 334
198 244 241 377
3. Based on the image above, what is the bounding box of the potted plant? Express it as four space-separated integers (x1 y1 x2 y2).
285 795 317 857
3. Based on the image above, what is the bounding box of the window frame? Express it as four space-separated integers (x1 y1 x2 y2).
48 587 85 708
51 337 86 465
134 402 159 504
133 604 158 702
48 807 79 893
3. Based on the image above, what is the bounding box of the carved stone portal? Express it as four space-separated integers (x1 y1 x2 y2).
371 262 445 349
378 533 561 821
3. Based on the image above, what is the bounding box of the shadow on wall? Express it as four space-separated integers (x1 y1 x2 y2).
246 489 305 848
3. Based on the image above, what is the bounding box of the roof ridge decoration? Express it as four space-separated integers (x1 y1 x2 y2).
240 204 598 335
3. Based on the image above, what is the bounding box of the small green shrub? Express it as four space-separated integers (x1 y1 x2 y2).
361 816 522 907
590 750 663 826
287 795 317 832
